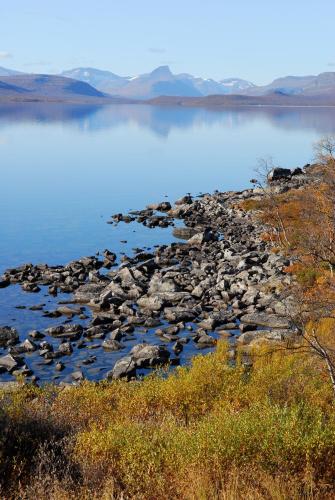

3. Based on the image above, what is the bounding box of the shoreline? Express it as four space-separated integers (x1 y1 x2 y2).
0 170 311 386
2 98 335 109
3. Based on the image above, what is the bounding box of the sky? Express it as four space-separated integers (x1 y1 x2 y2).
1 0 335 85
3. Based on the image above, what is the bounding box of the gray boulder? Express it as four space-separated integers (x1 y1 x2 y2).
102 339 123 351
237 329 293 345
130 344 170 368
0 354 21 372
240 313 291 329
108 356 136 380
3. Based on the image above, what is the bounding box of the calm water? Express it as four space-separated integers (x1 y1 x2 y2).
0 103 334 382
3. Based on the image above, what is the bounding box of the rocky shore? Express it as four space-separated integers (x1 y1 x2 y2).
0 167 313 385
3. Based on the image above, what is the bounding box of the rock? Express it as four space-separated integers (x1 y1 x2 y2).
0 278 10 288
130 344 170 368
72 370 84 382
164 307 196 323
108 356 136 380
55 361 65 371
239 313 291 329
102 339 123 351
29 330 45 339
175 195 192 205
82 355 96 365
172 341 183 355
74 283 106 303
58 342 73 355
172 226 199 240
0 326 19 345
21 282 41 293
195 333 216 347
239 323 257 333
291 167 304 176
148 275 177 294
188 228 218 245
237 329 293 345
267 168 291 182
21 339 37 352
137 296 164 311
45 324 83 338
197 318 217 330
56 305 82 317
156 201 172 212
0 354 21 372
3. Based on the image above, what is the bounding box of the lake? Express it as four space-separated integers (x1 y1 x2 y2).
0 103 334 383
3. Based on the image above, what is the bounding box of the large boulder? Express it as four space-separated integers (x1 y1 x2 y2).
137 295 164 311
107 356 136 380
237 329 294 345
130 344 170 368
267 168 291 182
164 307 196 323
0 354 22 372
239 313 291 329
45 324 83 339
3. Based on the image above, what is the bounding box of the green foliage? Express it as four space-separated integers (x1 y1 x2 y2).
296 266 320 287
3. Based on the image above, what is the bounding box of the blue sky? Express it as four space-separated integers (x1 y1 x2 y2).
2 0 335 84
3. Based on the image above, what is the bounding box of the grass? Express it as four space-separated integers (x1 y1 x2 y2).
1 342 335 499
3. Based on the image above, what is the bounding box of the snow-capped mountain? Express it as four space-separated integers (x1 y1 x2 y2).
61 66 255 99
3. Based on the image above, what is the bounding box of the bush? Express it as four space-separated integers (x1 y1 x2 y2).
1 342 334 498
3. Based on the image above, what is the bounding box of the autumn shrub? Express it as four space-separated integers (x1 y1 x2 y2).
1 341 334 498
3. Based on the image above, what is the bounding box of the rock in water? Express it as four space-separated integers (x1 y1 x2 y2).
0 326 19 345
130 344 170 368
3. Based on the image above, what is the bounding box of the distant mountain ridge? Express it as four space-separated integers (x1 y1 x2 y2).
1 65 335 105
0 74 134 103
240 72 335 97
61 66 255 99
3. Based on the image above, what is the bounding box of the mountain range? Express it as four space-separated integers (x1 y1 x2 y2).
1 65 335 105
61 65 255 99
0 73 133 104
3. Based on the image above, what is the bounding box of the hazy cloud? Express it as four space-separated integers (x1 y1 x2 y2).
0 51 12 59
148 47 166 54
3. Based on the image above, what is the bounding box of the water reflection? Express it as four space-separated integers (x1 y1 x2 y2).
0 102 335 137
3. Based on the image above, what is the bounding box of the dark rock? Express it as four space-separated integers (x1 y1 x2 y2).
29 330 45 339
267 168 291 182
0 326 19 345
58 342 73 355
45 324 83 339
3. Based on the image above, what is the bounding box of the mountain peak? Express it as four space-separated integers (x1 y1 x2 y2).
150 66 172 78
